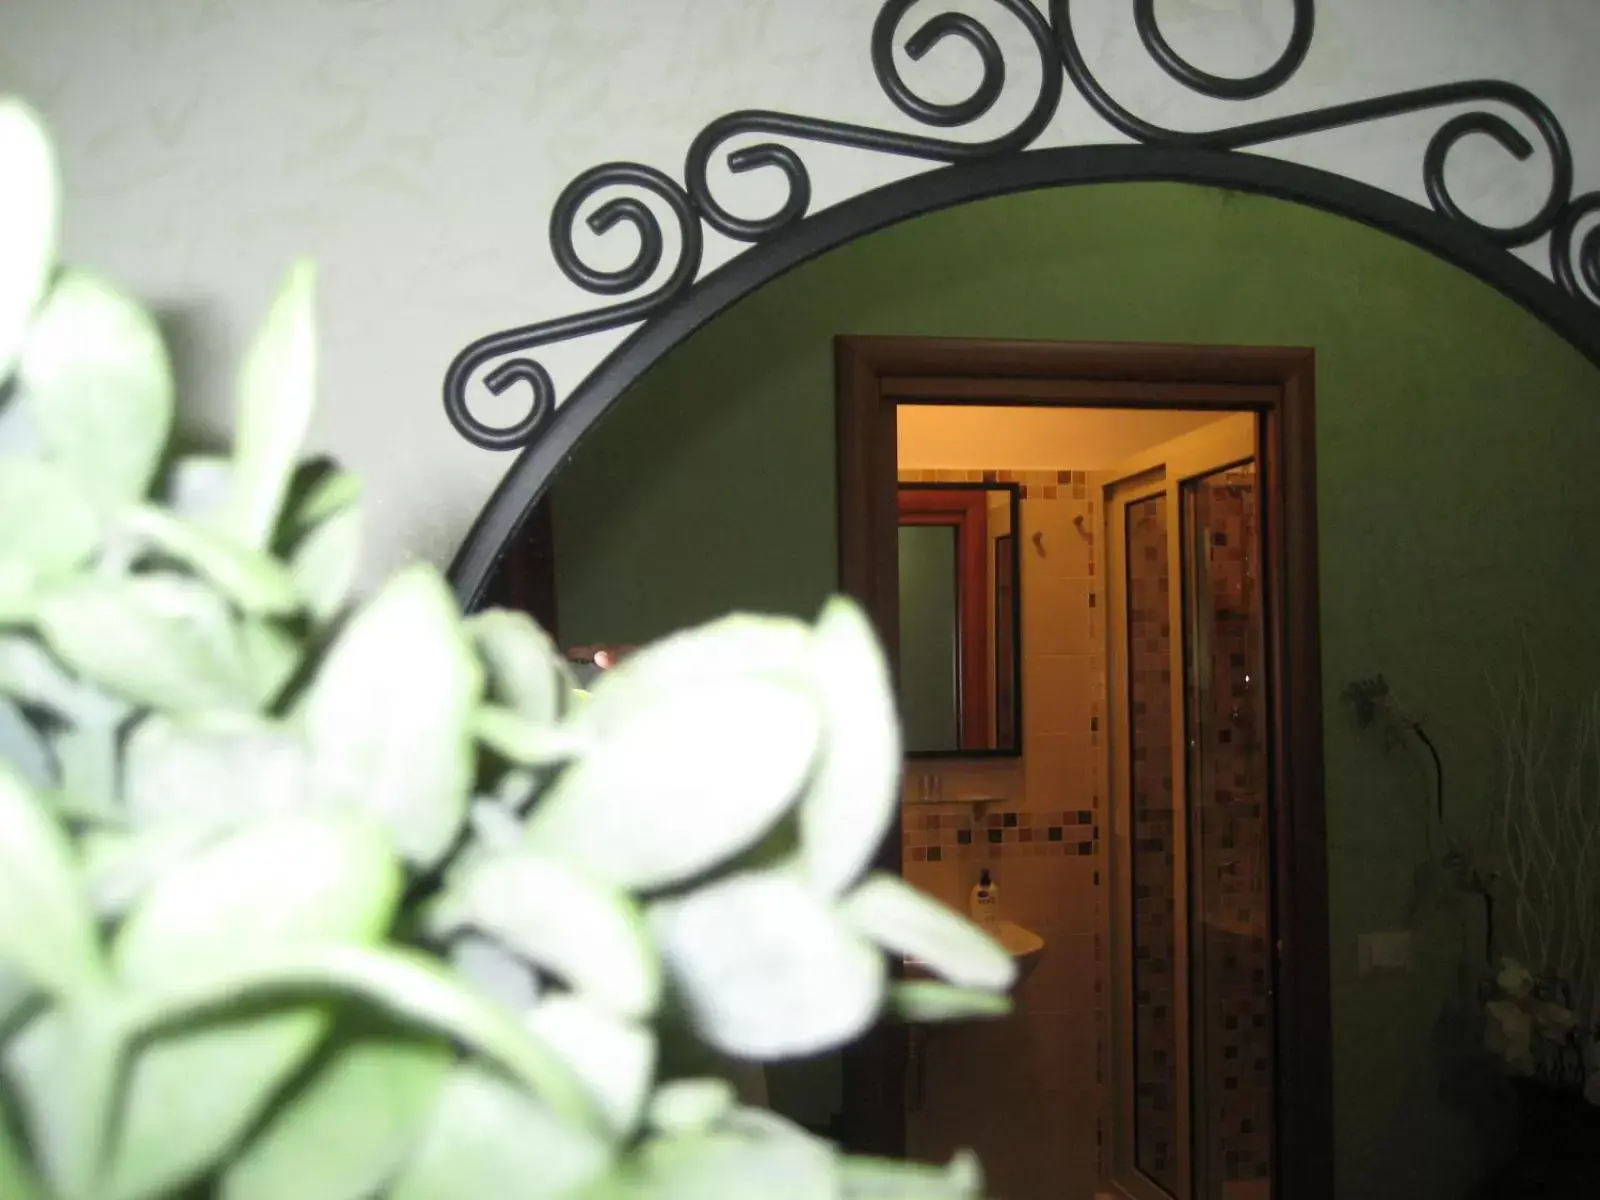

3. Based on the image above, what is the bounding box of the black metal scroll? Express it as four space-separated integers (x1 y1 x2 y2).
443 0 1599 451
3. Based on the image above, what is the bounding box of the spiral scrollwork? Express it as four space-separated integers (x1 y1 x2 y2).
1054 0 1575 251
1133 0 1313 101
1552 194 1600 303
684 0 1061 244
445 0 1598 452
443 162 702 451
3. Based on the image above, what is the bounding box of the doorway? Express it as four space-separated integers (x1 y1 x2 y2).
833 337 1331 1200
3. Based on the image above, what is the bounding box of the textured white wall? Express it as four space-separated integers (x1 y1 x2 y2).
2 0 1597 580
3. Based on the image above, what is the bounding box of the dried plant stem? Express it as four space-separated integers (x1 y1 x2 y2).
1489 663 1600 1032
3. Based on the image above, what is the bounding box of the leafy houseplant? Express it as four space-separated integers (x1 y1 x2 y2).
1350 670 1600 1195
1343 674 1497 961
0 97 1016 1199
1481 959 1599 1105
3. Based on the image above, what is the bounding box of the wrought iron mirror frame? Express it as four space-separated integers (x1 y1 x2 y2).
433 4 1600 1191
444 0 1600 607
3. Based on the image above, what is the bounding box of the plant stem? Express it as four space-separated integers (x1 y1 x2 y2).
1411 721 1445 825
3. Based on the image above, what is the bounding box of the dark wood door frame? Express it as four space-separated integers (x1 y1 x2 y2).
833 335 1332 1200
897 487 991 751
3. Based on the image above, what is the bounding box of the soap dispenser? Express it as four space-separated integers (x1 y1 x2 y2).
969 869 1001 930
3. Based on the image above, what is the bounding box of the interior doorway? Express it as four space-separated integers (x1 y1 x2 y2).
833 337 1331 1200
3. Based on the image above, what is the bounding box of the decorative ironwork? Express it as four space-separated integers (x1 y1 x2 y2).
443 0 1600 451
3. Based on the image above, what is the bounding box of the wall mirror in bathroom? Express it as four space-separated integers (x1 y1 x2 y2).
897 483 1022 757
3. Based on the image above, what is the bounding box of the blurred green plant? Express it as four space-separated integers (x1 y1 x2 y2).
0 97 1015 1199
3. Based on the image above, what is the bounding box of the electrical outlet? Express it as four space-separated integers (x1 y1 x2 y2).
1357 931 1414 976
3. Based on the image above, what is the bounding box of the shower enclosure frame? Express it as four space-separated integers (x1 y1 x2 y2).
832 334 1325 1199
1102 412 1269 1200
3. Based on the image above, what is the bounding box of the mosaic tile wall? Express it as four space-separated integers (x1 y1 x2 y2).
902 806 1099 862
899 467 1095 514
1189 469 1275 1195
1125 493 1180 1194
899 466 1274 1196
898 466 1108 1199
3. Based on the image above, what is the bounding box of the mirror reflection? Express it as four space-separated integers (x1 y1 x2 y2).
477 182 1600 1200
897 483 1021 756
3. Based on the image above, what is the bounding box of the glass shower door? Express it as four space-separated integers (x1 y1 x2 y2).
1182 461 1274 1200
1103 414 1276 1200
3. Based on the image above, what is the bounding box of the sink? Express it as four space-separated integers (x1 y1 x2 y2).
990 919 1044 961
902 919 1045 979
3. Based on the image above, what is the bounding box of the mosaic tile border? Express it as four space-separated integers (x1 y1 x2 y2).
899 470 1098 567
902 808 1099 862
900 466 1093 501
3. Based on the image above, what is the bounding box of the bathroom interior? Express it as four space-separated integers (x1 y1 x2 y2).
890 403 1272 1200
480 182 1600 1200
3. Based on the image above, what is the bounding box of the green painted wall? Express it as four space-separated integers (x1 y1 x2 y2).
550 183 1600 1199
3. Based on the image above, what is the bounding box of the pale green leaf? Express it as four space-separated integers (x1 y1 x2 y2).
113 812 401 986
603 1128 837 1200
301 564 480 868
432 851 657 1019
492 764 536 812
222 1017 451 1200
4 1004 126 1200
449 932 540 1014
0 632 82 714
128 945 602 1134
0 565 34 625
0 695 53 791
887 983 1012 1024
650 869 884 1059
284 465 361 541
0 965 30 1029
237 618 302 707
466 796 524 852
18 268 173 509
0 1094 45 1200
647 1078 736 1135
840 873 1015 992
80 825 223 918
0 458 99 578
165 454 233 525
838 1149 985 1199
469 608 571 726
584 614 813 702
108 1009 333 1200
525 618 823 891
525 995 655 1135
103 814 402 1200
0 98 57 382
799 598 901 895
123 710 309 828
52 717 124 823
289 498 362 623
387 1058 611 1200
124 504 300 615
225 261 316 548
474 704 589 766
0 763 105 1001
36 573 261 712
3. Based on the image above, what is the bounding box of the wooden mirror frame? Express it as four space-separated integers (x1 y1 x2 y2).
897 482 1024 757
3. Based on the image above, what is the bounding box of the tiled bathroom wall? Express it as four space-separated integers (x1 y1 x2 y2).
1125 494 1180 1192
896 467 1107 1200
1117 468 1275 1198
896 464 1276 1200
1188 469 1274 1196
